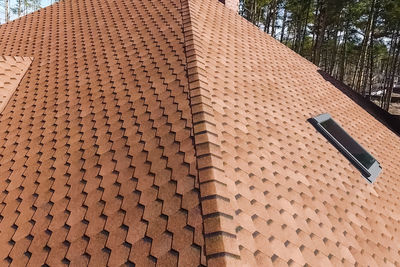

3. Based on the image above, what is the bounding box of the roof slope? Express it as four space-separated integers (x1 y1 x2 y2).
0 0 205 265
0 56 32 113
184 0 400 265
0 0 400 266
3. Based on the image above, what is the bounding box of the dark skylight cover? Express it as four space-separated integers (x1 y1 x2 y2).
310 113 382 183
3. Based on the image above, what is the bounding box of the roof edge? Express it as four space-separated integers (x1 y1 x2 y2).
180 0 241 265
317 70 400 136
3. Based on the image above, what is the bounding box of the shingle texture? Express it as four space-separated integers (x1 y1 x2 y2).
0 0 399 266
0 0 205 265
185 0 400 265
0 56 32 113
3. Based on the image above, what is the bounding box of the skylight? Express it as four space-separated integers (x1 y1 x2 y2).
310 113 382 183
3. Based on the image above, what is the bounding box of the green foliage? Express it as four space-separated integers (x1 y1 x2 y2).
382 0 400 30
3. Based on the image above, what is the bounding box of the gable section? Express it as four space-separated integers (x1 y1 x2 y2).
185 0 400 266
0 0 205 266
0 56 32 113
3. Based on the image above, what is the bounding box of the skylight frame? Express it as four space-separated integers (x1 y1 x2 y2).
310 113 382 183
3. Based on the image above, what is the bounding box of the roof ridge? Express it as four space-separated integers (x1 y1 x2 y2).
180 0 241 265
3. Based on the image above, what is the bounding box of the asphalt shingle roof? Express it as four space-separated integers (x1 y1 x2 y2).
0 0 205 265
0 0 399 266
0 56 32 113
184 0 400 265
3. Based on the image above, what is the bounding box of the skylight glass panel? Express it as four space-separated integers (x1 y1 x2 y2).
310 113 382 183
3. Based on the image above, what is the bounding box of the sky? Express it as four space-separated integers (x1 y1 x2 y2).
1 0 52 23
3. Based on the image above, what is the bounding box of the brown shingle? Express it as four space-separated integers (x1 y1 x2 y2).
0 56 32 113
0 0 205 265
1 0 400 265
184 0 400 265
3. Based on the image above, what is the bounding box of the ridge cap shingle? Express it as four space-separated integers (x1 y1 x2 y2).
180 0 241 265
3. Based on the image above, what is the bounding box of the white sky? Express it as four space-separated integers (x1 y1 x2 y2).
1 0 52 23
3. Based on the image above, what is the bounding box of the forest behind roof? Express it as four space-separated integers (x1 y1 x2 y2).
240 0 400 115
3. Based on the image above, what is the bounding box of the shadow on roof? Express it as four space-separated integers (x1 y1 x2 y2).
317 70 400 137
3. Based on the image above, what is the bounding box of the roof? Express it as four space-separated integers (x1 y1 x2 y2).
0 56 32 112
0 0 399 266
0 0 205 265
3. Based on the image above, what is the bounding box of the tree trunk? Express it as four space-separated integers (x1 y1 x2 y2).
249 0 256 24
5 0 9 22
329 27 340 75
356 0 376 95
367 8 377 99
17 0 21 17
312 0 327 66
312 0 321 63
257 6 263 27
299 0 312 55
295 15 303 53
362 53 371 95
323 30 329 71
270 0 278 38
280 7 287 43
384 35 400 111
264 6 269 32
381 60 391 108
381 34 396 108
252 0 257 24
338 23 349 82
